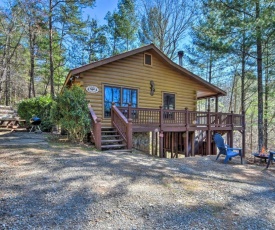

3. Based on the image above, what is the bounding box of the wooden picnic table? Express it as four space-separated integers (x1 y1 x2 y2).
0 118 26 129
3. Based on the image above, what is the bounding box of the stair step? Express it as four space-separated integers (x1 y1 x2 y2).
101 139 123 144
102 134 121 138
103 149 132 153
101 143 127 149
101 127 114 130
101 130 117 134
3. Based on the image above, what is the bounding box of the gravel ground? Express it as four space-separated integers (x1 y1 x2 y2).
0 132 275 230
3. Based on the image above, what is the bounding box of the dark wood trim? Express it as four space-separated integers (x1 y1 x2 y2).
111 103 132 150
88 104 101 150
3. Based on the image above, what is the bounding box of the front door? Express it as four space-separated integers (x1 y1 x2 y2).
163 93 175 119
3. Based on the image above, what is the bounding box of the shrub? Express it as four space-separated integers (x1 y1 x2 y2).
51 85 91 142
17 95 53 131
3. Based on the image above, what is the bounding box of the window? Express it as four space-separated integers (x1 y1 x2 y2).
122 88 137 107
104 86 121 118
163 93 175 110
144 53 152 66
104 86 138 118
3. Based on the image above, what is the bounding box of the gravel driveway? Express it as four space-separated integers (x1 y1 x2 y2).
0 132 275 229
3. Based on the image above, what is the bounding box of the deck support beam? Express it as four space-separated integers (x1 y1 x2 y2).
206 110 211 155
242 110 246 158
159 131 164 158
185 131 189 157
191 132 195 156
185 108 189 157
206 130 211 155
229 111 234 147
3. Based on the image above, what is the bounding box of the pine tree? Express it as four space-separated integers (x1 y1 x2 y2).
197 0 275 151
45 0 95 97
105 0 138 55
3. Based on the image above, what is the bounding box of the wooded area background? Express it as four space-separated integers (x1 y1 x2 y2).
1 0 275 153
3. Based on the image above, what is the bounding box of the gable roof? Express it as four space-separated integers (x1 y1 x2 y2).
63 44 226 99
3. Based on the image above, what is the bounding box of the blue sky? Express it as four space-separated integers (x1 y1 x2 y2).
84 0 119 24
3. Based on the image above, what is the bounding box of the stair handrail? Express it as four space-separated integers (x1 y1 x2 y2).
111 103 132 149
88 104 101 150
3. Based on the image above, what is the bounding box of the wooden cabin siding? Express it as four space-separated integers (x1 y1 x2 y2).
77 51 211 126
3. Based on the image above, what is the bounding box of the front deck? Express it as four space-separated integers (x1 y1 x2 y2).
119 105 244 132
89 104 245 158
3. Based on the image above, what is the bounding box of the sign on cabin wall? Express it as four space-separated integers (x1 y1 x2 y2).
86 86 99 93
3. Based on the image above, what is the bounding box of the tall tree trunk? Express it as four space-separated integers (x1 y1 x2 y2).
5 65 10 106
256 0 263 152
264 42 269 149
241 30 246 113
29 26 36 98
49 0 55 97
3 36 10 105
229 69 237 112
0 36 9 103
250 114 253 151
56 22 65 93
207 49 212 111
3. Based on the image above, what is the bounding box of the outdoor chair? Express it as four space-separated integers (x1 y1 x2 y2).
213 133 243 164
266 151 275 169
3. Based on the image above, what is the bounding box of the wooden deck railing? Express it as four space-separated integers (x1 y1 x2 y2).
117 105 245 131
111 103 132 149
88 103 244 154
88 104 101 150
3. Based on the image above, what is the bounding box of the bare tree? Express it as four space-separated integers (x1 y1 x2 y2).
19 0 46 98
0 2 24 105
138 0 197 59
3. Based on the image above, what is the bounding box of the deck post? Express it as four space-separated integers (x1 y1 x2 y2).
206 109 211 155
185 108 189 157
191 132 195 156
175 133 179 158
111 102 115 127
159 130 164 158
128 103 132 119
95 118 102 150
159 106 163 130
230 111 234 147
126 118 133 149
242 110 246 157
155 131 158 156
159 106 164 157
171 132 175 158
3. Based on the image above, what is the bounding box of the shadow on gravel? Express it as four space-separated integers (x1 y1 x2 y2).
0 132 275 229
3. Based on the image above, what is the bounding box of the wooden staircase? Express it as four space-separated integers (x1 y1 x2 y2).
100 127 129 152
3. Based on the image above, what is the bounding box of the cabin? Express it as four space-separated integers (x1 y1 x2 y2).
63 44 245 158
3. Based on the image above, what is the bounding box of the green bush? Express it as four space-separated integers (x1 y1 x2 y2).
17 95 53 131
51 85 91 142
